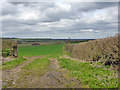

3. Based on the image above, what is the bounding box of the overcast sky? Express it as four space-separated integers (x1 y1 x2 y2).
1 1 118 39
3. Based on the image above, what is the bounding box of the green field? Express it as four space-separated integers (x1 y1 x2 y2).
18 44 64 57
2 44 64 70
70 41 88 44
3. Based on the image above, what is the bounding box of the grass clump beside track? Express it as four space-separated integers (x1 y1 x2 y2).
58 58 118 88
2 57 27 70
22 57 50 76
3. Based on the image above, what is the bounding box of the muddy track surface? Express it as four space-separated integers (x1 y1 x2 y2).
2 56 45 87
35 58 82 88
2 56 82 88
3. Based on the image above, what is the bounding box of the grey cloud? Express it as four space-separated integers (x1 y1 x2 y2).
2 2 118 39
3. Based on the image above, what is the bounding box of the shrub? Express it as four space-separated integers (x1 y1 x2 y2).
2 49 12 57
65 35 118 62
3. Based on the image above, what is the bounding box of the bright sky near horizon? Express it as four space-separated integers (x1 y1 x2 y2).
1 1 118 39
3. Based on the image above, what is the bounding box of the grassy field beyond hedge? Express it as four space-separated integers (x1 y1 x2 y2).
18 44 64 57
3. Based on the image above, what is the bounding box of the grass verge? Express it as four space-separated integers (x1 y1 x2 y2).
2 57 27 70
58 58 118 88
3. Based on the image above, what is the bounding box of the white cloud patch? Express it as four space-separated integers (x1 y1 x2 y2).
80 29 100 32
55 2 71 12
18 11 40 21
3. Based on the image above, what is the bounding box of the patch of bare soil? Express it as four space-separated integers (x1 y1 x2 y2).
2 56 82 88
2 57 14 64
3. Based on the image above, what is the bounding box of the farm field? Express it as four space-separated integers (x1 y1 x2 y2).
2 43 119 88
18 44 64 57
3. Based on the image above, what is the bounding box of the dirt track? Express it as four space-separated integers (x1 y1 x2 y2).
2 56 82 88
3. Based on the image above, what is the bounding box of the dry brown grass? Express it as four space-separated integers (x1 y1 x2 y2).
65 35 119 61
2 39 17 49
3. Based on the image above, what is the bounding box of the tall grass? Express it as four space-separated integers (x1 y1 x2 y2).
58 58 118 88
2 39 17 49
65 35 118 61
